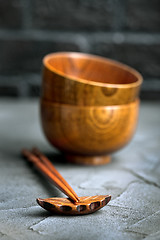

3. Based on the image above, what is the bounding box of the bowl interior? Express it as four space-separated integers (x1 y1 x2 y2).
44 52 142 86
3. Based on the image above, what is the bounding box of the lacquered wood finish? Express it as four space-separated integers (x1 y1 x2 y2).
22 148 79 202
40 99 139 165
37 195 111 215
22 148 111 215
42 52 143 106
31 147 79 201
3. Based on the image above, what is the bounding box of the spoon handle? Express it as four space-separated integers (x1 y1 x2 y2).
22 149 79 203
31 147 79 202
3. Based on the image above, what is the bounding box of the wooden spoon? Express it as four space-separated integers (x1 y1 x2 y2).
37 195 111 215
22 148 111 215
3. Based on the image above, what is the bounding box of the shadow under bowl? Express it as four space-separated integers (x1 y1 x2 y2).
40 99 139 165
42 52 142 106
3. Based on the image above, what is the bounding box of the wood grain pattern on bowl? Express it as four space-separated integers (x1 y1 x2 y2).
41 52 143 106
40 99 139 165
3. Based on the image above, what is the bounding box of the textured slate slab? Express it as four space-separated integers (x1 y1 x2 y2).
0 99 160 240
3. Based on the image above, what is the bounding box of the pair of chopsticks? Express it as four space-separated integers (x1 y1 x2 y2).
21 148 80 203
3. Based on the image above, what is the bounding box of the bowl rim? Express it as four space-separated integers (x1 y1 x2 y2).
41 98 139 109
43 52 143 89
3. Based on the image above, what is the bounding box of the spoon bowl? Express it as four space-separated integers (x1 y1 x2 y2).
37 195 111 215
22 148 111 215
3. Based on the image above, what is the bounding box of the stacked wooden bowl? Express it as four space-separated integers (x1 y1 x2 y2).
40 52 143 165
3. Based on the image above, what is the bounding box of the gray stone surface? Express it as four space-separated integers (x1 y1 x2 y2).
0 99 160 240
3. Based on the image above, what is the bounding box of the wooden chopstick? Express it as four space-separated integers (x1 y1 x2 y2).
22 149 79 203
31 147 79 202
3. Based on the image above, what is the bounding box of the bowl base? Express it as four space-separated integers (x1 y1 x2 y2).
66 154 111 165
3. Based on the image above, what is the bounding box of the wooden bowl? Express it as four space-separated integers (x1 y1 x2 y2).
40 99 139 165
41 52 143 106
